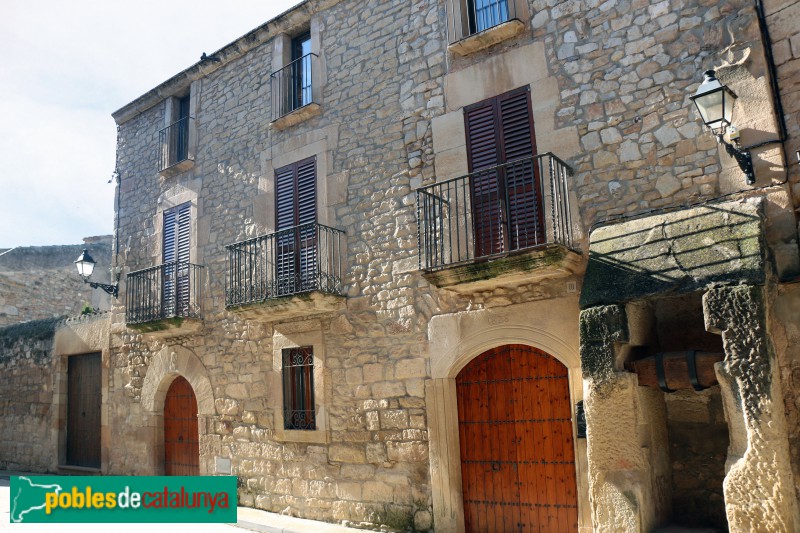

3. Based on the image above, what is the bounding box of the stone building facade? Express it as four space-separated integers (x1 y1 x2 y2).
8 0 796 531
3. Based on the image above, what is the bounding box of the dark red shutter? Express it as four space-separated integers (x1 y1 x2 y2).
465 99 504 257
498 89 544 249
465 87 542 256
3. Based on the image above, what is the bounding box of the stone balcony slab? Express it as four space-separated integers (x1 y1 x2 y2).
127 316 203 338
424 244 584 294
227 291 346 322
448 19 525 56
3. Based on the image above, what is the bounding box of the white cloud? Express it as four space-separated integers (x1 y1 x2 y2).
0 0 300 247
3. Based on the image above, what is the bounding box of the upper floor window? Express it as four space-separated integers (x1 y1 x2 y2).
159 90 196 174
270 27 321 127
446 0 525 55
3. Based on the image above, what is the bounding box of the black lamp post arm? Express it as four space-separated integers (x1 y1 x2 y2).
84 279 119 298
717 135 755 185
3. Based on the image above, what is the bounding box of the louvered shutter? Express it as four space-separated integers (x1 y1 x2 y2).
163 203 191 316
498 88 543 249
296 158 317 290
465 99 504 257
275 157 317 295
275 164 297 293
465 87 542 256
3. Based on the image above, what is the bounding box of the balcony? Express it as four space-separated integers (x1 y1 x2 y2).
417 153 582 293
270 53 320 129
447 0 525 56
126 261 204 336
225 223 345 321
158 116 193 174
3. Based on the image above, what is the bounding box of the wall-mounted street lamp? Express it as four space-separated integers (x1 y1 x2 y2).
74 249 118 297
690 69 755 185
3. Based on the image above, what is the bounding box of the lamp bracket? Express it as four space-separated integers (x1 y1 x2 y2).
716 134 755 185
83 278 119 298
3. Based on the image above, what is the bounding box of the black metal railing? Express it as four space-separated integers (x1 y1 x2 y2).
447 0 517 43
225 222 345 307
158 116 192 171
126 261 204 324
271 53 318 120
417 153 574 271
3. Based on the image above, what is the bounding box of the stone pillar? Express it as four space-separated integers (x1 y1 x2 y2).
703 286 798 532
580 305 671 532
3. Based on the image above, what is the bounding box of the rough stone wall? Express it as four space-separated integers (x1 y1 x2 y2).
664 389 728 528
526 0 791 259
765 0 800 203
768 283 800 503
0 318 60 473
0 236 113 326
109 1 453 529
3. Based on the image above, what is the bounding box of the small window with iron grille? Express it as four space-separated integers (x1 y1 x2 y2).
282 346 315 430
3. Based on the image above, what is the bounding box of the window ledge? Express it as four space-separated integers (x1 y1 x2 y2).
227 291 345 323
127 316 203 338
273 427 330 444
423 244 584 294
270 102 322 130
448 19 525 56
159 158 194 178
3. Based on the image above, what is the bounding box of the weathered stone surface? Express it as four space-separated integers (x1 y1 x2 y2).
581 199 765 308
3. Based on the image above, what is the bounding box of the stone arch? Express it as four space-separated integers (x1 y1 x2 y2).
426 303 587 532
436 323 580 379
141 345 214 416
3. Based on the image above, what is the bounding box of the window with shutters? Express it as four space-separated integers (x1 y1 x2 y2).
274 157 318 296
282 346 316 430
126 200 205 327
464 86 543 257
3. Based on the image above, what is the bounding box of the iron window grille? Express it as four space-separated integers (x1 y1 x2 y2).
158 116 192 171
271 53 318 120
282 346 316 430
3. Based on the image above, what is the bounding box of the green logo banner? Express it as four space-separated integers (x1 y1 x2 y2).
9 476 237 523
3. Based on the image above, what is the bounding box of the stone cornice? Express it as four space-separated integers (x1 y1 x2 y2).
112 0 340 125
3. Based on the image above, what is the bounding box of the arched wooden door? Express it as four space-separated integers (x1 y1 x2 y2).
164 376 199 475
456 344 578 532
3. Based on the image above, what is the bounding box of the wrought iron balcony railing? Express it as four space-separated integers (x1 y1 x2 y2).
158 116 192 171
417 153 574 271
447 0 518 43
126 261 204 324
225 222 345 307
271 53 318 120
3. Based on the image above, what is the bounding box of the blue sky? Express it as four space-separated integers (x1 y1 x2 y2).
0 0 299 248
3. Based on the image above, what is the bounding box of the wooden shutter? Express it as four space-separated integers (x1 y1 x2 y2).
465 99 504 257
282 346 316 430
163 203 191 315
498 88 544 249
275 158 317 294
465 87 542 256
